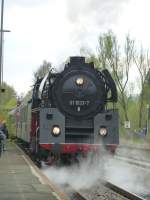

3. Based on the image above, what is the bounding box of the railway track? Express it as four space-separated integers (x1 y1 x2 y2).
115 155 150 170
61 181 145 200
118 145 150 151
105 181 144 200
114 144 150 170
112 155 150 200
61 184 87 200
140 193 150 200
116 145 150 163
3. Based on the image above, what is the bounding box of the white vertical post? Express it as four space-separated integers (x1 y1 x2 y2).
0 0 4 93
147 104 149 135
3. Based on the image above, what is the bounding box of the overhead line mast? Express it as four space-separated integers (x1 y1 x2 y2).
0 0 10 95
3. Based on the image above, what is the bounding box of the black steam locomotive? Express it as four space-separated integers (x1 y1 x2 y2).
16 56 119 164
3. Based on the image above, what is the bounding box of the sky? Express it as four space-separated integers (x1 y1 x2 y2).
2 0 150 95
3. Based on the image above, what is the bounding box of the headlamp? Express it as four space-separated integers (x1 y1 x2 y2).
99 127 107 136
52 126 61 136
76 77 84 86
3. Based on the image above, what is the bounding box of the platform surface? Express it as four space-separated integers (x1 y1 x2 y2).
0 143 57 200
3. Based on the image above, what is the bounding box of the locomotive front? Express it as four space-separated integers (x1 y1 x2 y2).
39 56 119 155
52 57 106 118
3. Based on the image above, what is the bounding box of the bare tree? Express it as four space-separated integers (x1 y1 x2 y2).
81 31 135 121
98 32 134 121
33 60 52 81
133 47 150 128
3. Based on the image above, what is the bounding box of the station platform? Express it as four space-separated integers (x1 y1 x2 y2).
0 142 58 200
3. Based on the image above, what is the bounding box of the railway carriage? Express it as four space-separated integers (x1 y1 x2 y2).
15 56 119 163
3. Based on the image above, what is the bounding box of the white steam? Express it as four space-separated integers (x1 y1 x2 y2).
42 154 105 190
42 147 150 194
103 157 149 194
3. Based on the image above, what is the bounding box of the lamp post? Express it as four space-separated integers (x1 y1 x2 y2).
0 0 10 95
0 0 4 93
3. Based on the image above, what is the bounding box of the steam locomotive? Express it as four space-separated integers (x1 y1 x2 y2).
15 56 119 164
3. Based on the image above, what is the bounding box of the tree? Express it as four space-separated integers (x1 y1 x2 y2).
144 69 150 103
82 31 134 122
111 34 134 122
33 60 52 81
133 48 150 128
0 83 17 135
0 82 16 105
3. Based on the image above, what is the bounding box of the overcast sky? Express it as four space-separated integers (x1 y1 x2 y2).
2 0 150 94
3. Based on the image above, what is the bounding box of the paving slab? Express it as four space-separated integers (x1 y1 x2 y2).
0 143 58 200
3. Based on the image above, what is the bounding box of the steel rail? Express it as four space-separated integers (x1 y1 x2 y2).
105 181 145 200
61 184 87 200
64 181 145 200
118 145 150 151
68 191 87 200
115 155 150 169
